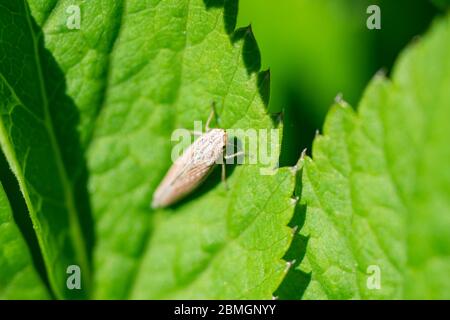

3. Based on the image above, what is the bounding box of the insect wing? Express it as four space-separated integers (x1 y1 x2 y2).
151 129 226 208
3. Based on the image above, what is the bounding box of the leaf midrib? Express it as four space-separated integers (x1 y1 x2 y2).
22 0 90 296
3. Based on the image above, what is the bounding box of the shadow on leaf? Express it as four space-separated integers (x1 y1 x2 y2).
0 1 94 298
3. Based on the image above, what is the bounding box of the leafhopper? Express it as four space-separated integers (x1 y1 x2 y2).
151 109 241 209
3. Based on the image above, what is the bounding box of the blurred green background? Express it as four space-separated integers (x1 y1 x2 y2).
237 0 440 165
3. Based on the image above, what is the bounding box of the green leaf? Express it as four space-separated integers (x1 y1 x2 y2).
0 181 50 299
286 15 450 299
0 0 91 299
81 0 295 299
1 0 297 299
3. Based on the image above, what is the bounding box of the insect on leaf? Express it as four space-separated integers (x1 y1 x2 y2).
24 0 298 299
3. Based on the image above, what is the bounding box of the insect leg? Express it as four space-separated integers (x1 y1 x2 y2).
206 101 222 130
205 108 215 131
224 151 245 160
221 162 229 190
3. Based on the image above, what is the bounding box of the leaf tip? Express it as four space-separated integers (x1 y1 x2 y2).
292 148 307 172
277 113 283 126
334 93 350 108
246 23 253 35
315 129 321 138
268 109 283 129
375 67 387 79
334 92 344 104
300 148 307 161
286 259 296 271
